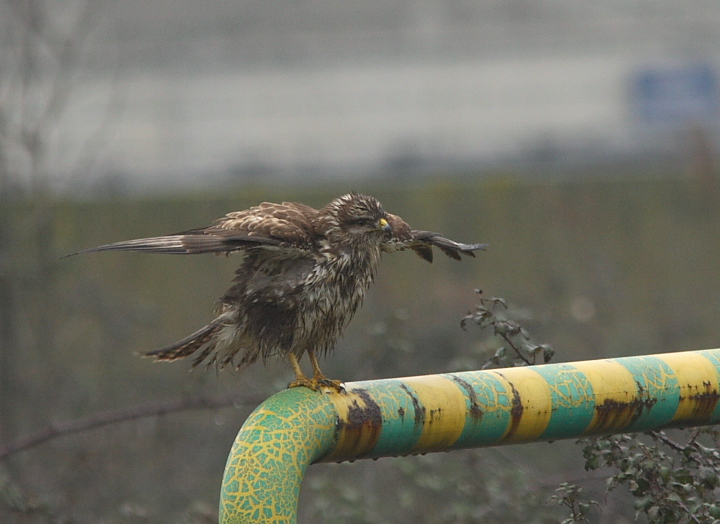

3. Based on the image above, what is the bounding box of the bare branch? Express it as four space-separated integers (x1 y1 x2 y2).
0 392 265 462
648 430 685 453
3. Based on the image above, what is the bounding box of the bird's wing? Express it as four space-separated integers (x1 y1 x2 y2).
382 213 487 263
65 202 319 257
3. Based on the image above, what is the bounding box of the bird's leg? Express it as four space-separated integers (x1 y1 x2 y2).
308 348 326 379
288 353 307 382
287 351 344 392
308 349 344 392
287 353 320 391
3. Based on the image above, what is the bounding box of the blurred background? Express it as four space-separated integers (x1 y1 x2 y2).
2 0 720 522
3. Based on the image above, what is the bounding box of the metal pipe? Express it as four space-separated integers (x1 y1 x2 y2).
220 348 720 523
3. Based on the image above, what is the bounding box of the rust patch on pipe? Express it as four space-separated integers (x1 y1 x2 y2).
679 381 720 421
399 383 426 427
450 375 484 422
590 396 657 434
329 388 383 462
427 407 442 424
504 381 524 440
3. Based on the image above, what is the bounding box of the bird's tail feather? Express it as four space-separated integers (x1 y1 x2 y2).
145 323 221 366
63 234 225 257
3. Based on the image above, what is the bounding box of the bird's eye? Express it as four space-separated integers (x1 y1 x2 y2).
353 218 372 226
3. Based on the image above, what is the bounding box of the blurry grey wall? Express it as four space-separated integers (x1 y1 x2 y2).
6 0 720 191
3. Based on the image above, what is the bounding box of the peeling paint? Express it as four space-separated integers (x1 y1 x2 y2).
450 375 484 422
685 382 720 420
399 382 426 427
590 396 657 433
505 381 524 439
329 388 383 461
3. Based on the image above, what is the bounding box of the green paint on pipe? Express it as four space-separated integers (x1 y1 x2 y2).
220 348 720 523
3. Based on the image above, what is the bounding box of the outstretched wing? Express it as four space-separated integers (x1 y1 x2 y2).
65 201 319 257
382 213 487 263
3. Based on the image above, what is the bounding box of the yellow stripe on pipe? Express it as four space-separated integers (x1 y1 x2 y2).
403 375 467 453
571 360 638 434
491 367 552 443
660 352 720 424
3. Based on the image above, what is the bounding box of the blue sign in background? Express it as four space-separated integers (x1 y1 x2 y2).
632 63 720 124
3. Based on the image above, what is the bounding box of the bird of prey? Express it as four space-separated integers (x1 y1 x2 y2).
71 193 486 391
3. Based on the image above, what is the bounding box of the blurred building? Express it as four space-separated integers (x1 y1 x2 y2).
9 0 720 190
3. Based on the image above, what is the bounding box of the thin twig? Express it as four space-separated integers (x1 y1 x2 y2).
649 431 685 453
500 332 533 365
0 392 264 461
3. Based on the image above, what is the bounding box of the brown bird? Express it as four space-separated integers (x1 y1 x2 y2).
70 193 486 390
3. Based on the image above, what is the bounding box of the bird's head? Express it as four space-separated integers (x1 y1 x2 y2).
320 193 392 244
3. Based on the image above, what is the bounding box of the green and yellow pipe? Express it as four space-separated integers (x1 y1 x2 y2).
220 348 720 523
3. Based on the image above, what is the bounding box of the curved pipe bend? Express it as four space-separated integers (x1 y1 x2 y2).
221 348 720 523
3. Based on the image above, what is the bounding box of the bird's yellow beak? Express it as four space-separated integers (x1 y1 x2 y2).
378 217 391 234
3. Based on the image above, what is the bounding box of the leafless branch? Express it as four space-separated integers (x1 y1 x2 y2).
648 430 686 453
0 392 265 462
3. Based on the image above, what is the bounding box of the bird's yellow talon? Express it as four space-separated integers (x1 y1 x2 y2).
288 377 344 393
287 377 320 391
315 377 345 392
